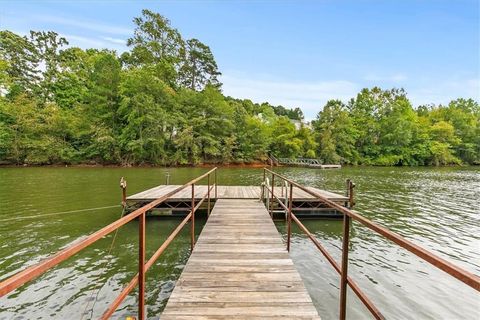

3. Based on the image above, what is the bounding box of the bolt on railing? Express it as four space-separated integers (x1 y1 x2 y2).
263 167 480 320
0 167 218 320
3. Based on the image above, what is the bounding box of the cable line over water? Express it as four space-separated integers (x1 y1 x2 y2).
0 205 121 223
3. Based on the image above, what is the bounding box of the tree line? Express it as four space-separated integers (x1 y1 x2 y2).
0 10 478 166
313 89 479 165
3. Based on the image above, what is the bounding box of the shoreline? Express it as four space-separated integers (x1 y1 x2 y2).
0 162 477 169
0 162 270 169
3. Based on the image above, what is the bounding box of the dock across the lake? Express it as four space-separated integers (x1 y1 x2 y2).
161 198 321 319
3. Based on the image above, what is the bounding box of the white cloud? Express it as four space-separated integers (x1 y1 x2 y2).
221 71 479 120
407 78 480 106
32 14 132 36
60 34 108 48
9 29 128 52
58 33 127 52
221 72 359 120
2 12 130 52
101 36 126 45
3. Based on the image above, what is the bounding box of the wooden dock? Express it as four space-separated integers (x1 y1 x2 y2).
272 156 341 169
161 198 321 319
127 185 348 218
128 185 347 202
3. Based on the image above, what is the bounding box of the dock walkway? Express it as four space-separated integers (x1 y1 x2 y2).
161 199 321 319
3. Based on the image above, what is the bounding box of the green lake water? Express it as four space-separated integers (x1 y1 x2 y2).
0 166 479 319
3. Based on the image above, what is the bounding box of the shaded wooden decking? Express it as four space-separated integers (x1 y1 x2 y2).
128 185 347 202
161 199 321 319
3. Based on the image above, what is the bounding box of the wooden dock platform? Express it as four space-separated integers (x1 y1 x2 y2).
127 184 348 218
128 185 347 202
161 199 321 319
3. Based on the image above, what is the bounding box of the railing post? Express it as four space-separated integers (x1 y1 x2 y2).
287 183 293 252
348 180 355 209
207 174 211 216
138 212 146 320
269 174 275 217
283 181 288 220
214 169 217 199
339 212 351 320
265 178 270 211
345 179 349 208
165 172 170 185
262 168 266 204
191 184 195 251
346 179 356 209
120 177 127 208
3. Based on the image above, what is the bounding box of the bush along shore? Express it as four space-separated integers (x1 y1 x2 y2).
1 10 479 167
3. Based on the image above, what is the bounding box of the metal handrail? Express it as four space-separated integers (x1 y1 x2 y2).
263 181 383 319
0 167 218 320
263 167 480 320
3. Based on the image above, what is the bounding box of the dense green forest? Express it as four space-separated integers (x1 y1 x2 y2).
0 10 478 166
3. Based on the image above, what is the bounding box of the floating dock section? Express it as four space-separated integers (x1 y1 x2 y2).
127 185 348 218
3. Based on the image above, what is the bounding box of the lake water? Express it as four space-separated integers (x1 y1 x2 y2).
0 166 479 319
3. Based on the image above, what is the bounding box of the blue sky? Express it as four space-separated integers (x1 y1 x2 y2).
1 0 478 119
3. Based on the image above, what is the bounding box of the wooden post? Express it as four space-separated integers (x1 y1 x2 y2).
214 169 217 199
138 212 146 320
165 172 170 185
287 183 293 252
263 168 266 197
345 179 349 208
207 175 211 216
265 178 270 211
120 177 127 208
262 168 266 204
349 180 355 209
269 174 275 217
339 212 351 320
191 184 195 251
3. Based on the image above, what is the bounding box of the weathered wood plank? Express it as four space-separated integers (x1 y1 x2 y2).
193 247 286 254
167 290 312 303
185 259 295 266
183 264 297 273
162 305 319 316
172 280 308 292
179 272 303 282
161 316 320 320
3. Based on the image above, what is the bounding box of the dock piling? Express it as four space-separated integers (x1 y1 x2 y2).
346 179 355 209
269 174 275 217
207 175 211 216
287 183 293 252
191 184 195 251
138 212 146 320
339 212 351 320
120 177 127 208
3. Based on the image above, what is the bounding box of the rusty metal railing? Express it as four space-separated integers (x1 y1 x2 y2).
263 167 480 320
0 167 217 320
